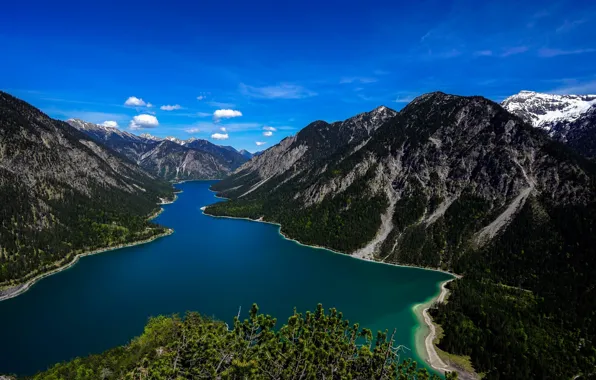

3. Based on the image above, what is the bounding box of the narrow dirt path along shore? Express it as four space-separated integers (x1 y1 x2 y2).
421 280 478 380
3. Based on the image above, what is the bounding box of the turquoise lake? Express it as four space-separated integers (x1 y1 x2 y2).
0 181 452 376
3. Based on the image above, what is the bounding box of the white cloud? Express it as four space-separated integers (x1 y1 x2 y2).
197 95 206 100
160 104 182 111
146 102 153 108
129 114 159 129
211 132 229 140
213 109 242 119
263 126 276 131
220 127 227 132
101 120 119 128
124 96 147 107
185 127 200 133
263 131 273 137
255 141 267 146
240 83 317 99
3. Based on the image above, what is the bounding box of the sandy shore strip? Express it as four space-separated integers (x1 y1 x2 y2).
413 280 478 380
0 194 179 303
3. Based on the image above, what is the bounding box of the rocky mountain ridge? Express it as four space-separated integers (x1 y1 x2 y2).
207 92 596 378
67 119 248 180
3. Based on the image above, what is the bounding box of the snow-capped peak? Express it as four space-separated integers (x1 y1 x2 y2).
502 91 596 131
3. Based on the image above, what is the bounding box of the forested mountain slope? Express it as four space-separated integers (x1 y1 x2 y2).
207 92 596 379
68 119 247 181
0 92 174 287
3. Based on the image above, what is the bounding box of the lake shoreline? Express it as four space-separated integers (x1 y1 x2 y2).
202 211 459 277
0 194 179 303
202 209 474 378
413 280 478 380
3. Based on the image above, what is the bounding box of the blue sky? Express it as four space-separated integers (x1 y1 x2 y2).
1 0 595 152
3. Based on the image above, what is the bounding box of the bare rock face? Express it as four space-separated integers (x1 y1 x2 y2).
502 90 596 158
209 92 594 267
0 91 174 283
67 120 248 181
213 105 398 198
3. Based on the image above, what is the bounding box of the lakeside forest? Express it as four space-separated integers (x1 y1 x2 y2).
27 304 457 380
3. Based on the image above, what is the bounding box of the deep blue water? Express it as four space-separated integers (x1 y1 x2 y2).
0 181 452 376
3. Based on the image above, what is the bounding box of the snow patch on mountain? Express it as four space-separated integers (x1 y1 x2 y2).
502 91 596 132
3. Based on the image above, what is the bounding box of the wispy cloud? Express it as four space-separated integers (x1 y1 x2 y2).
339 77 377 84
394 95 415 103
263 131 273 137
207 100 236 108
539 48 596 57
185 127 200 133
373 70 390 75
197 112 211 117
556 19 586 34
551 79 596 95
193 121 261 132
474 50 493 57
160 104 182 111
239 83 317 99
263 126 276 131
501 46 528 57
255 141 267 146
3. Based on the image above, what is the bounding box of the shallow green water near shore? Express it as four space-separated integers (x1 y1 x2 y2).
0 181 452 376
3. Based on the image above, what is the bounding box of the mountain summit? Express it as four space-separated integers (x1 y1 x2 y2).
502 91 596 158
207 92 596 379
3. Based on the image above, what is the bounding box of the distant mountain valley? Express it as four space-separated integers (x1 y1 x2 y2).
67 119 251 181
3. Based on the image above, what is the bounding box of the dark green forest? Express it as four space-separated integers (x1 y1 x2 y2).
0 178 171 285
0 91 174 287
27 304 457 380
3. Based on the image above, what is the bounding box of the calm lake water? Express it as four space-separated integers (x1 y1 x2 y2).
0 181 452 376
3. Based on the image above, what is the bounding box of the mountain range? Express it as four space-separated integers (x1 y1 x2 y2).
0 91 174 290
207 92 596 379
67 119 250 181
1 89 595 379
